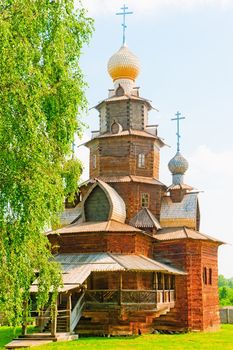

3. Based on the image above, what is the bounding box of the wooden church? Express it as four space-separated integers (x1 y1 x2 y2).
33 31 223 336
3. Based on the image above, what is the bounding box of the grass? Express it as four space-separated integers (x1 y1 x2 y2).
0 326 34 349
0 326 21 349
1 325 233 350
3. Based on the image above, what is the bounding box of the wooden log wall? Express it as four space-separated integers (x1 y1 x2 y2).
153 239 220 331
49 232 154 256
88 135 160 179
201 241 220 330
111 182 164 223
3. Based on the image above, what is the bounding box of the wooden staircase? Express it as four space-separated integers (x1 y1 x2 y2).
42 292 85 334
152 307 188 332
43 301 68 333
76 302 175 336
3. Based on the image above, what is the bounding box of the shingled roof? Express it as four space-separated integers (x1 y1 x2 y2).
83 179 126 223
31 252 186 292
49 220 142 235
155 227 223 244
94 94 154 111
160 193 199 230
129 208 161 229
85 129 165 148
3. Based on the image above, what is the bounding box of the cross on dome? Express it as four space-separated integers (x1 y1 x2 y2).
116 4 133 45
171 111 186 152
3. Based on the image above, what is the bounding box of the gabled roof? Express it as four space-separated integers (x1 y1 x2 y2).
129 208 161 229
31 252 186 292
155 227 223 244
48 220 142 235
59 205 82 227
160 193 199 230
83 179 126 223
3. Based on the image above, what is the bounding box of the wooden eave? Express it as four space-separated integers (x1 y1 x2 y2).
154 226 224 245
94 94 156 111
85 130 166 148
80 176 167 189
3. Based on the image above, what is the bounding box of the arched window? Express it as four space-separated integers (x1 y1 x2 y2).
116 85 124 96
138 153 145 168
111 122 122 134
84 186 110 222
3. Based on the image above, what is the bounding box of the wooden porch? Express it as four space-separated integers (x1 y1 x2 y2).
35 271 176 336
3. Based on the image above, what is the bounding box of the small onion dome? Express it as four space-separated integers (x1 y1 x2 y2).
107 45 140 82
168 151 189 175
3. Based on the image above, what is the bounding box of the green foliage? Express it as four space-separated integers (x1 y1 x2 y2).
218 275 233 306
62 158 83 203
0 0 93 326
219 287 233 307
218 275 233 288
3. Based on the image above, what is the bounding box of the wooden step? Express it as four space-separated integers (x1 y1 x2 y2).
18 334 56 340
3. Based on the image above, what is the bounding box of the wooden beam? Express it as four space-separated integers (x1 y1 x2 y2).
119 272 122 305
162 274 165 303
66 293 72 332
153 272 158 304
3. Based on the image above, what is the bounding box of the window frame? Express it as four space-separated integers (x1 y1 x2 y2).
208 268 212 285
138 153 145 168
203 267 208 285
141 192 150 208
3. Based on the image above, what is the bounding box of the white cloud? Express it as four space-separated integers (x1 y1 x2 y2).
188 146 233 277
188 145 233 186
81 0 233 17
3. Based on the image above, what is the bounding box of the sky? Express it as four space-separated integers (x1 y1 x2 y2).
76 0 233 277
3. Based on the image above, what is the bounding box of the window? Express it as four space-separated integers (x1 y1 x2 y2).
141 193 149 208
92 154 97 169
203 267 207 285
209 268 212 285
116 85 124 96
203 267 213 285
138 153 145 168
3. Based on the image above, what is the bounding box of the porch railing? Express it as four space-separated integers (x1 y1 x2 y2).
70 292 85 332
85 289 175 305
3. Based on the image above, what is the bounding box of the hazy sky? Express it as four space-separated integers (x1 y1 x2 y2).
77 0 233 277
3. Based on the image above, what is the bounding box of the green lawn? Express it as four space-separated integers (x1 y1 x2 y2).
0 327 21 349
1 325 233 350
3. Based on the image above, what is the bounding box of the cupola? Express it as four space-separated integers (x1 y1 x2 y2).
168 151 189 186
107 45 140 95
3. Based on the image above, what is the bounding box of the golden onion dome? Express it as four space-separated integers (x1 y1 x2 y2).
107 45 140 82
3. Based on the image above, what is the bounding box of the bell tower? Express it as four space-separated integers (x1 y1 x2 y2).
86 43 165 180
84 6 167 222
